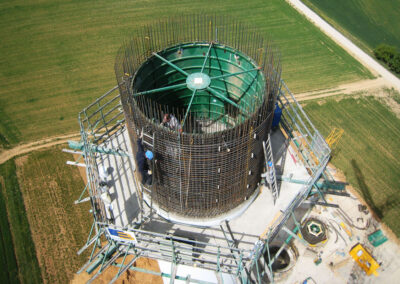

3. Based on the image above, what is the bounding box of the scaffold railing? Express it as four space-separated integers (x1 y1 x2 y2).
74 79 331 283
254 82 331 282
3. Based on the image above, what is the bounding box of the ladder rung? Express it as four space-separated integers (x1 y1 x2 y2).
264 133 279 204
143 142 154 148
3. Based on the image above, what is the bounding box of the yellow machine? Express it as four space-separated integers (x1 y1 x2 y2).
326 128 344 149
349 243 380 276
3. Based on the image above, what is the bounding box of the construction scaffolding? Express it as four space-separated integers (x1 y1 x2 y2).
71 16 334 284
72 79 331 283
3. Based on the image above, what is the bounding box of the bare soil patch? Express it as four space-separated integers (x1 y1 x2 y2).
71 256 163 284
327 163 400 246
296 78 400 117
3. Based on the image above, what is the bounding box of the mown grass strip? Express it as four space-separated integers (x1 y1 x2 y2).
303 97 400 236
0 159 42 284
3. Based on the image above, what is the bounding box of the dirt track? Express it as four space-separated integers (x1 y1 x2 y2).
287 0 400 92
2 1 399 165
295 77 387 101
294 77 400 117
1 1 398 166
0 133 80 164
0 75 396 166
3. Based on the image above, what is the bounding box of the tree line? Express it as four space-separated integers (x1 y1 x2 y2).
374 44 400 74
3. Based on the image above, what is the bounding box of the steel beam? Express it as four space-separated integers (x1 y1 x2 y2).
152 52 189 76
109 254 139 284
210 67 260 80
283 226 307 246
133 83 188 97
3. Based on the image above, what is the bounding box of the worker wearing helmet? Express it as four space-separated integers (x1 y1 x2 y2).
136 132 154 185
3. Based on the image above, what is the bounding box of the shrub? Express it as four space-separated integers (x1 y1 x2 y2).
389 54 400 73
374 44 397 63
374 44 400 74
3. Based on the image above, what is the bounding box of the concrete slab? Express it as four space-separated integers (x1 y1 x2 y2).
91 126 400 283
95 127 139 227
282 189 400 284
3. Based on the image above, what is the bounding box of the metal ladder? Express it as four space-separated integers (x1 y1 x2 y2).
263 133 278 204
141 128 155 216
141 128 155 149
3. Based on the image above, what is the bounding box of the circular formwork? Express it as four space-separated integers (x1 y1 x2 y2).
263 243 298 281
300 218 328 246
115 16 281 221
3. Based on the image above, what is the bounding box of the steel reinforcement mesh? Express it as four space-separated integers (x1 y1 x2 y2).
115 15 281 218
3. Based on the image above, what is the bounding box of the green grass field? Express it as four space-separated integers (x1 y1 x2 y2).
302 0 400 53
303 97 400 236
16 147 91 283
0 0 372 147
0 181 19 284
0 159 42 284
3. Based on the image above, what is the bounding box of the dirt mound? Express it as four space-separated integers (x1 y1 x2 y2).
70 256 163 284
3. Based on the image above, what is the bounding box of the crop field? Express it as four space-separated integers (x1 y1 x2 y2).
303 97 400 237
0 177 19 284
1 0 397 282
0 0 372 147
15 147 92 283
0 159 42 284
302 0 400 53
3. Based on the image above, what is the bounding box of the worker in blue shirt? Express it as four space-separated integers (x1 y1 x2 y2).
136 133 154 185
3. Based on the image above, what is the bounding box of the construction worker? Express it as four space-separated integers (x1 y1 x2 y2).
136 132 153 185
98 165 109 182
100 187 114 223
161 113 181 131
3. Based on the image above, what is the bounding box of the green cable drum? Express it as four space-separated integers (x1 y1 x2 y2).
115 15 281 222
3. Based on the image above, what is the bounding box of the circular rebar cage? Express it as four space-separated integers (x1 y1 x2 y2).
115 16 281 219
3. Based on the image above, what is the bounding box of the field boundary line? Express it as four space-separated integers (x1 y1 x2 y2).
0 133 80 164
287 0 400 92
294 78 387 100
